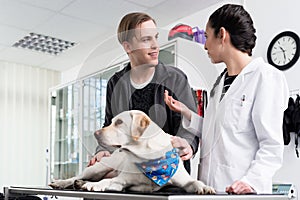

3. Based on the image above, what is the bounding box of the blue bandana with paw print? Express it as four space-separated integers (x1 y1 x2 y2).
135 148 179 186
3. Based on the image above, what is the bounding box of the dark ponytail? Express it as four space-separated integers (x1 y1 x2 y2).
208 4 256 56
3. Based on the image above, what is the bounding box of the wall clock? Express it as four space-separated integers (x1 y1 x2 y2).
267 31 300 70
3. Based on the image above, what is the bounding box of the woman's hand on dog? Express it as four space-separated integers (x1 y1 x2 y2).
171 136 193 160
88 151 111 167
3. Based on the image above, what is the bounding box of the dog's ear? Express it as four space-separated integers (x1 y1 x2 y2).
130 112 150 141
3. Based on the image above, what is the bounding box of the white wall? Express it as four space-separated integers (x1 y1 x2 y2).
0 61 60 190
60 36 127 84
245 0 300 91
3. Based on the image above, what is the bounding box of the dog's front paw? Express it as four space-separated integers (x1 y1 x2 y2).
49 180 73 189
82 179 112 191
186 181 216 194
201 185 216 194
73 179 87 190
193 181 216 195
48 182 61 189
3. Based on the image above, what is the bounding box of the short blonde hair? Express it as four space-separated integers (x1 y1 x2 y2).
117 12 156 44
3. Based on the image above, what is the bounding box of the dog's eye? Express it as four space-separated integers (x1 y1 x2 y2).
115 119 123 126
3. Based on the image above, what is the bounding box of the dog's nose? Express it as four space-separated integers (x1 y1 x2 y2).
94 130 102 138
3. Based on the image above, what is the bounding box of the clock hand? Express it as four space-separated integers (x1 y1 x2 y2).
279 46 286 52
279 46 287 61
273 51 284 54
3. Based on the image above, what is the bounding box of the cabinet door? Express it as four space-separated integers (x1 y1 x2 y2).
159 44 175 66
50 66 121 179
50 83 80 180
81 66 120 168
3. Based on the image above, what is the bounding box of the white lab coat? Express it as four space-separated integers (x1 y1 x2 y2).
184 57 289 193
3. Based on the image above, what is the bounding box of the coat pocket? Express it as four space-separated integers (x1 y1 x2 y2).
225 98 254 133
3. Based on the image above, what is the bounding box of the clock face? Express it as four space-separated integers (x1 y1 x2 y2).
270 36 297 66
267 31 300 70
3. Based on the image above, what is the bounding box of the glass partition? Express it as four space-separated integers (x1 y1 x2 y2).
50 65 121 179
81 66 120 168
50 83 80 179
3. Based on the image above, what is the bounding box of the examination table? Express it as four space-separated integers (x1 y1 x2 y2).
3 186 292 200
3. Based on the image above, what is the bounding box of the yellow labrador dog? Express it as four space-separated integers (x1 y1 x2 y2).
49 110 215 194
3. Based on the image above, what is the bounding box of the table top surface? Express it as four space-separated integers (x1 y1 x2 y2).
4 186 290 200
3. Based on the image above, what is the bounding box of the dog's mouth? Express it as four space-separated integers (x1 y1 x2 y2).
97 141 121 149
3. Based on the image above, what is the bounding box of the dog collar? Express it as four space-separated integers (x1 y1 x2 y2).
135 148 179 186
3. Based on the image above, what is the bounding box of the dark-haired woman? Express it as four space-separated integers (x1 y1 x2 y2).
165 4 288 194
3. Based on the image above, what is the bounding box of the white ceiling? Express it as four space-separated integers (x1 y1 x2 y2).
0 0 221 72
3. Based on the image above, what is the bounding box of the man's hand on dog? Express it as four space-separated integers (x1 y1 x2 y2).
88 151 111 166
171 136 193 160
88 151 118 178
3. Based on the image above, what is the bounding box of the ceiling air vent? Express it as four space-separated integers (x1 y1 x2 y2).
12 32 76 55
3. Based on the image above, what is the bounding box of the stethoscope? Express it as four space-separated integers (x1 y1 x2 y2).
295 130 299 158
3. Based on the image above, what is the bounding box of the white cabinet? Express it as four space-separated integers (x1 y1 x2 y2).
49 65 121 180
160 38 218 90
81 66 120 167
50 83 80 179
